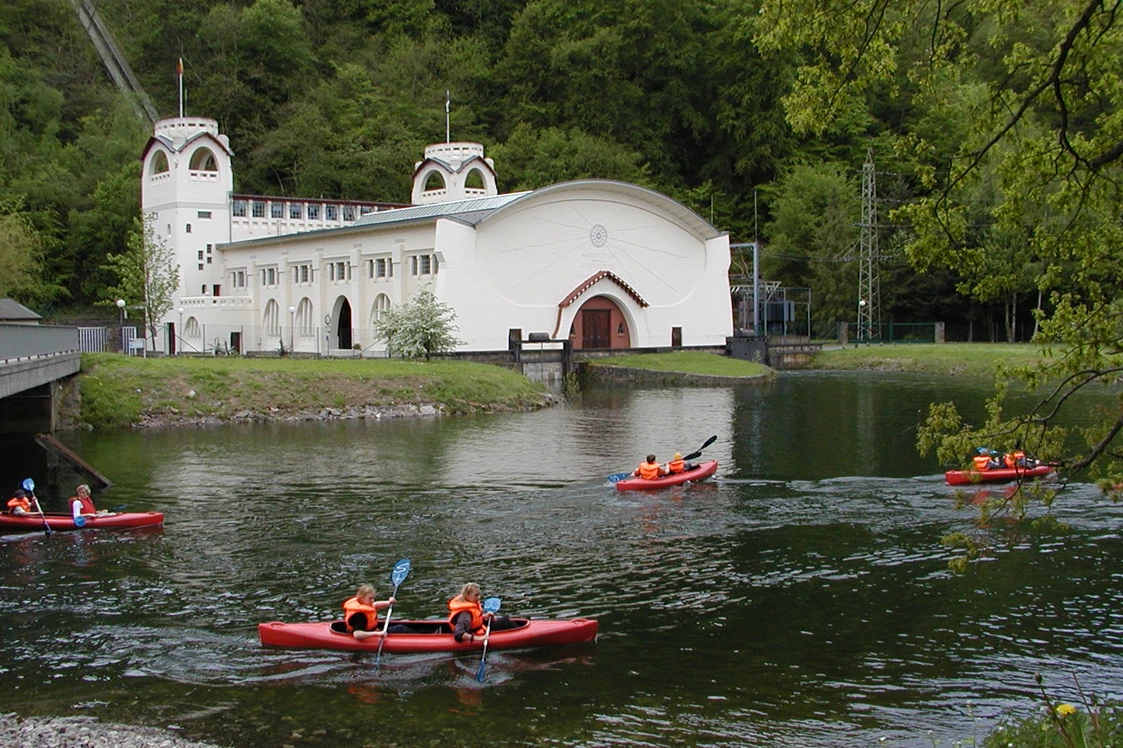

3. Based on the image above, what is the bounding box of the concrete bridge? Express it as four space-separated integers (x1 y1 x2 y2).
0 323 82 433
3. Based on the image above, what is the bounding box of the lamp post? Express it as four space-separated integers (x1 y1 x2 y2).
288 305 296 353
116 299 128 354
177 307 184 355
857 299 867 342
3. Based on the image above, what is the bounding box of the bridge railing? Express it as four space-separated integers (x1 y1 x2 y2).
0 323 80 361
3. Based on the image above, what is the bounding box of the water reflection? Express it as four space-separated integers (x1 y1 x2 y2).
0 374 1120 747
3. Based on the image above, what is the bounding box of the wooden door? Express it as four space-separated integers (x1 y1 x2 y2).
582 309 611 348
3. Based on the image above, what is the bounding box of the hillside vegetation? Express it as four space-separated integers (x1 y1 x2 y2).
2 0 1103 343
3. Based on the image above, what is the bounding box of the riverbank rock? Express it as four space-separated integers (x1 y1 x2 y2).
0 713 227 748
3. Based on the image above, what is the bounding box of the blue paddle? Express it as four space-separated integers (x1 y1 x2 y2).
375 558 411 668
476 596 501 682
607 472 631 483
22 478 51 537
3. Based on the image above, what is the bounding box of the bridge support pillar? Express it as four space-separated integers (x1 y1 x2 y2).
0 382 61 435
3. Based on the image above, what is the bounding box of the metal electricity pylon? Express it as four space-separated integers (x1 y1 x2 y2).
857 148 880 341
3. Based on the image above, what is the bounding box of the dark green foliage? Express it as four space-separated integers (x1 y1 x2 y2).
0 0 1046 336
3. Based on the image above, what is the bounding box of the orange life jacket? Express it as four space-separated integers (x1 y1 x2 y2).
667 459 685 474
7 497 30 513
1004 451 1025 468
342 596 380 632
447 596 485 635
637 461 664 480
972 455 992 471
71 496 96 514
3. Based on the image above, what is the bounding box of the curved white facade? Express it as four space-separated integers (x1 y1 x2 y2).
140 117 733 356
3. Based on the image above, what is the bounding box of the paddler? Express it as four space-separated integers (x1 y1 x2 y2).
448 583 514 642
633 454 667 481
342 584 398 640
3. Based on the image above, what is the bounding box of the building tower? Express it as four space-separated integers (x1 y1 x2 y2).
410 143 498 205
140 117 234 308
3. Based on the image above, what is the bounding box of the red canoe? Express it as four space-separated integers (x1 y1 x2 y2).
614 460 718 491
259 617 598 653
945 464 1055 486
0 511 164 532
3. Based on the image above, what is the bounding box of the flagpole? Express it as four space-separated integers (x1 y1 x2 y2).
445 90 450 143
177 58 184 117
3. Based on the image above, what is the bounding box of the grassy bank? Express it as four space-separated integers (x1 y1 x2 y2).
586 351 772 377
71 353 552 429
810 343 1054 377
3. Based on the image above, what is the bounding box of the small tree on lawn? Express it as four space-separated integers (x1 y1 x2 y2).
103 213 180 353
375 288 464 360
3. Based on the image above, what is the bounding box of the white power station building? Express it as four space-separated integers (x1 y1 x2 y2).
140 116 733 357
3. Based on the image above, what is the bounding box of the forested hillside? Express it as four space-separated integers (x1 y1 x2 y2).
0 0 1113 344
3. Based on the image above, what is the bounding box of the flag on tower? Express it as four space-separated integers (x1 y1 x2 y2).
177 58 184 117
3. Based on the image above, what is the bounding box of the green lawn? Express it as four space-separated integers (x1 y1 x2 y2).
74 353 551 428
810 343 1056 377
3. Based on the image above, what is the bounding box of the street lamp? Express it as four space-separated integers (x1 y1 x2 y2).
177 307 184 355
288 305 296 352
857 299 867 343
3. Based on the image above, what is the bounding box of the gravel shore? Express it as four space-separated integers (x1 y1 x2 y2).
0 714 226 748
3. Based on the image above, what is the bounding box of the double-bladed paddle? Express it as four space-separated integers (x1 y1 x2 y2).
606 435 718 482
681 434 718 462
476 596 501 682
22 478 51 537
375 557 411 668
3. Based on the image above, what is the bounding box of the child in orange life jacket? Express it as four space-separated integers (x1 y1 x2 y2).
342 584 398 640
665 453 697 474
6 488 32 515
634 454 667 481
448 582 514 642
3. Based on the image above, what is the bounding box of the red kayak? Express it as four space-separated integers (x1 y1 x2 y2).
614 460 718 491
0 511 164 532
259 617 598 653
945 464 1055 486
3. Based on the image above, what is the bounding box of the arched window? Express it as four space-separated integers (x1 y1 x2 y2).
263 300 280 336
423 171 445 191
185 317 201 341
464 168 485 190
189 147 218 172
370 294 391 328
150 151 169 175
296 298 314 337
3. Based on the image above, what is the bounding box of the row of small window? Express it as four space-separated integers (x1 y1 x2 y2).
251 255 433 287
232 200 375 222
197 244 213 271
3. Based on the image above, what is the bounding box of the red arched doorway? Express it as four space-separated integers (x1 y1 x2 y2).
569 296 630 349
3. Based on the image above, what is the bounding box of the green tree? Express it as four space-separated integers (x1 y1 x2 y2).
374 288 464 360
490 124 650 190
763 162 859 333
103 214 180 353
0 202 54 304
758 0 1123 537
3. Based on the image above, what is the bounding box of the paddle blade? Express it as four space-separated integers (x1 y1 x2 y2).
390 558 411 587
74 516 86 528
22 478 34 492
607 472 631 483
700 435 717 451
483 597 501 614
476 657 487 682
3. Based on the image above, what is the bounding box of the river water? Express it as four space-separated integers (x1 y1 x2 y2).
1 371 1121 747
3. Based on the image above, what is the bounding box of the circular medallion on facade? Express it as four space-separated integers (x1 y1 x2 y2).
589 224 608 247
